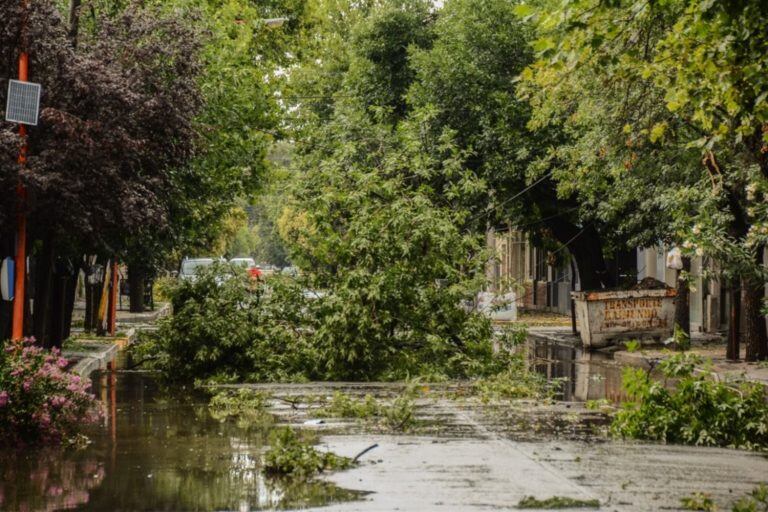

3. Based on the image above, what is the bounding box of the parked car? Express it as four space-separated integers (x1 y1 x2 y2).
179 257 218 282
230 257 261 279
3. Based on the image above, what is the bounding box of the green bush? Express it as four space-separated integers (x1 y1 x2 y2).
142 264 315 383
611 354 768 450
471 351 552 402
318 386 418 431
318 392 380 419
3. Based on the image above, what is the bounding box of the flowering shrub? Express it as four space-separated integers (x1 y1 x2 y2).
0 338 101 445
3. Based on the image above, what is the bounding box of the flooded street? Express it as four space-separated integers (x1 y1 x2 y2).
2 339 768 511
0 366 366 511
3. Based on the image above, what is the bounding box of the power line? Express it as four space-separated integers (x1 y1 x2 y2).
467 170 555 224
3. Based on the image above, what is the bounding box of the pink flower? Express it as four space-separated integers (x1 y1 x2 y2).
22 380 32 392
50 395 67 408
57 357 68 368
0 391 8 407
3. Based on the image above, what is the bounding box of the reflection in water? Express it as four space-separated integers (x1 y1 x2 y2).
527 338 627 402
0 358 366 512
0 450 105 512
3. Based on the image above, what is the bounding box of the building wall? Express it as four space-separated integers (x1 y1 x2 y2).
488 228 573 315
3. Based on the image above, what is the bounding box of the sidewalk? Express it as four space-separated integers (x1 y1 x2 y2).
63 329 135 377
71 301 170 327
526 327 768 388
64 303 168 376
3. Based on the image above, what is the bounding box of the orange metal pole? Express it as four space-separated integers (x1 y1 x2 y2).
11 51 29 341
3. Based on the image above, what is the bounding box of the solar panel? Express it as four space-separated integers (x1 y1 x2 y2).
5 79 41 126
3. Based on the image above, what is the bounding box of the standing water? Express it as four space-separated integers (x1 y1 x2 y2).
0 355 365 512
526 336 628 402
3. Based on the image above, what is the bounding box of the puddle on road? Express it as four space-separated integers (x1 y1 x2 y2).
0 362 367 512
526 337 627 402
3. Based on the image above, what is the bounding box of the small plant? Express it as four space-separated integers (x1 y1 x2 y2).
472 354 551 402
318 392 380 419
318 386 417 431
497 324 528 349
673 324 691 351
611 354 768 450
382 385 417 431
263 427 353 479
208 388 273 429
681 492 716 511
624 340 641 353
0 338 101 445
732 483 768 512
585 399 612 411
517 495 600 509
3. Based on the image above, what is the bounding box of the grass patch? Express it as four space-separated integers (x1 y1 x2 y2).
732 483 768 512
517 495 600 509
319 392 380 419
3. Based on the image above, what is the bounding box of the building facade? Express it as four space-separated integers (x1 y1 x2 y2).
487 228 736 335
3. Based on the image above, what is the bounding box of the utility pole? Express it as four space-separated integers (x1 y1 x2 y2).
11 3 29 341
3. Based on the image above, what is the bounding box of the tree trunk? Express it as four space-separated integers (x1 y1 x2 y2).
128 264 146 313
32 241 55 348
674 256 691 337
50 272 68 348
742 274 768 362
61 262 79 341
546 218 613 290
68 0 82 47
570 258 578 335
84 273 94 332
0 234 13 340
727 283 741 361
84 259 104 332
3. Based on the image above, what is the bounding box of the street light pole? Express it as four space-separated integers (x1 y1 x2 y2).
11 48 29 341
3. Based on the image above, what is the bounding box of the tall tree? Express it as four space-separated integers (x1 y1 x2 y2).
522 0 768 359
0 0 203 342
407 0 615 289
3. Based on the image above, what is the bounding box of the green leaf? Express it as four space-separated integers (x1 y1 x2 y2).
532 37 556 53
512 4 535 18
649 122 667 143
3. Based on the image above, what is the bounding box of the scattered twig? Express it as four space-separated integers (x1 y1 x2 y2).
352 443 379 463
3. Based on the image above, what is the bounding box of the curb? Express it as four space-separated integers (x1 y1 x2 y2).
65 328 137 377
